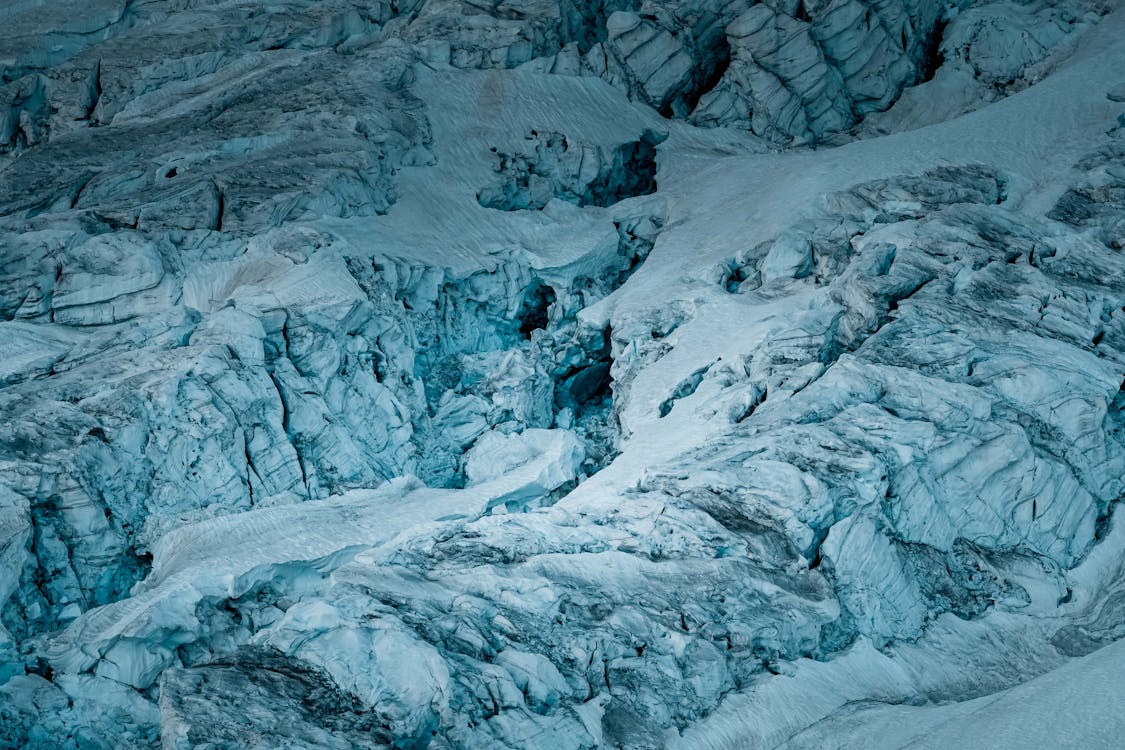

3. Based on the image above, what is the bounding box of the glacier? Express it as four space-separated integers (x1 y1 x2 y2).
1 0 1124 748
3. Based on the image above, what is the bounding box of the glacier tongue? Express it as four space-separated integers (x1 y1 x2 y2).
3 0 1125 748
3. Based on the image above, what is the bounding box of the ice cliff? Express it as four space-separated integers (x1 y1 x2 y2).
1 0 1124 748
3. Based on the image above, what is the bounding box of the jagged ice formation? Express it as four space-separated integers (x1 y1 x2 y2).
1 0 1124 748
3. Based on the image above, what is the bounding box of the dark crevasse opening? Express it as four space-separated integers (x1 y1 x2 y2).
344 246 653 489
920 16 948 83
517 281 557 338
583 130 662 207
558 0 642 53
680 33 731 116
558 360 613 416
551 323 619 471
478 129 665 211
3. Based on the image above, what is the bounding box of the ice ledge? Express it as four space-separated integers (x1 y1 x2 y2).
44 427 585 688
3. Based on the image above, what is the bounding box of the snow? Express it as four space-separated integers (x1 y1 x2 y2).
45 428 585 689
780 636 1125 749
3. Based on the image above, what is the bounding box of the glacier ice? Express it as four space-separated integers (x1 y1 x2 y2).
2 0 1125 748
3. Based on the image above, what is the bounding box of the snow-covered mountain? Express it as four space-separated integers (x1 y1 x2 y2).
1 1 1123 747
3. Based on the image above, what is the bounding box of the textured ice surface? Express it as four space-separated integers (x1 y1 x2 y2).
2 0 1125 748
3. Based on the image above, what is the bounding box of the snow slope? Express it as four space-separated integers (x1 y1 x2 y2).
779 636 1125 750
